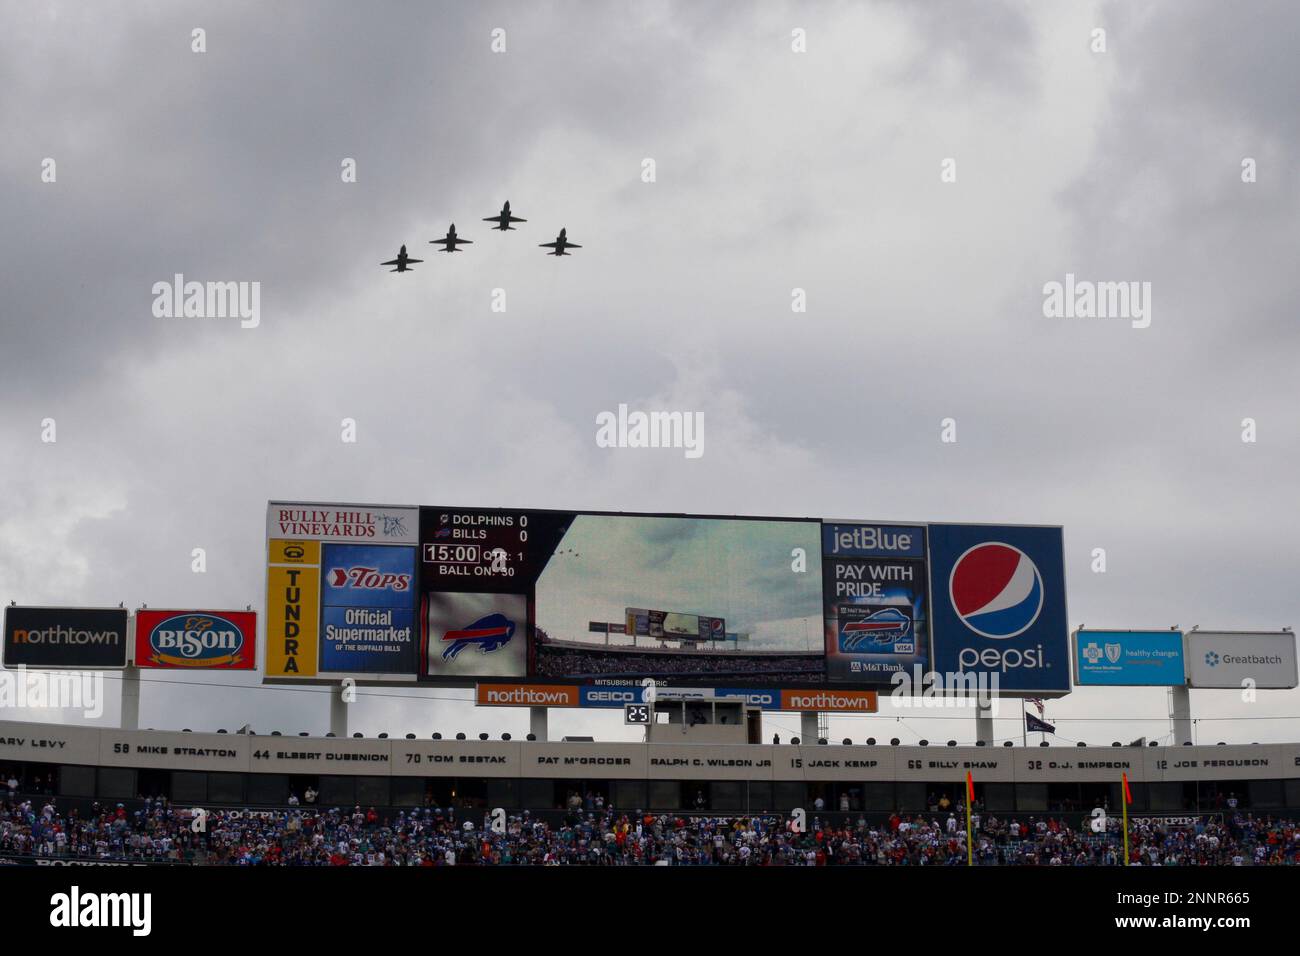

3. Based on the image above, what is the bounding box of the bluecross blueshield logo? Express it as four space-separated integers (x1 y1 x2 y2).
440 613 515 660
949 543 1044 639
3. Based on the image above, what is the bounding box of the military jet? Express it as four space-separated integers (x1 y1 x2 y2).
430 224 473 252
381 245 422 273
482 200 527 231
539 227 581 256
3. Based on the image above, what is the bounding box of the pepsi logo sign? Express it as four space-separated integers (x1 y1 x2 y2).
949 542 1044 640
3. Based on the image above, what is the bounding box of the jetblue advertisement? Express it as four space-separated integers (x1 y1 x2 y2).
1074 629 1185 686
823 524 930 684
927 524 1069 694
320 544 418 673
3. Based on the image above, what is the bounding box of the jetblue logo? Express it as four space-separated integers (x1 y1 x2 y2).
825 524 924 559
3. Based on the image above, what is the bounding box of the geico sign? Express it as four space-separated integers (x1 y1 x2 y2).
585 691 636 703
958 645 1046 672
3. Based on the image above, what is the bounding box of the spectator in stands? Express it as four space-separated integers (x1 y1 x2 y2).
305 786 317 805
839 793 850 812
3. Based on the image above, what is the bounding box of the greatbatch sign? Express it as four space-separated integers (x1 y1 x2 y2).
1186 631 1298 690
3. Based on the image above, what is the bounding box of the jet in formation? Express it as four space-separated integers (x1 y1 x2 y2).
430 224 472 252
540 227 581 256
482 200 527 231
386 203 580 274
381 245 423 272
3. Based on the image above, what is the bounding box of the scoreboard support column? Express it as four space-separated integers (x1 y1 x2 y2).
530 706 549 742
1170 685 1193 744
330 689 349 738
800 711 820 743
120 665 141 731
975 699 995 745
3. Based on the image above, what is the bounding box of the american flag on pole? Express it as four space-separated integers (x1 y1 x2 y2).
1025 697 1045 717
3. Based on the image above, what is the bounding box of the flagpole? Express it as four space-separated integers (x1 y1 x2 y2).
1121 772 1130 867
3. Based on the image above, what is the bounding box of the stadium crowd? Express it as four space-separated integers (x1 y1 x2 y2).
2 794 1298 865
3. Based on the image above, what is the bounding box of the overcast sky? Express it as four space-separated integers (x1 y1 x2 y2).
2 0 1298 745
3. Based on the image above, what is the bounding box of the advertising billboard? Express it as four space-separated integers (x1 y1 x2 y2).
266 505 418 544
927 524 1069 694
134 610 256 669
1186 631 1298 689
2 607 129 669
1073 629 1184 686
265 503 1070 696
822 523 929 683
319 543 418 674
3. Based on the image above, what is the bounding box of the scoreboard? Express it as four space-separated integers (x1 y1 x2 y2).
418 508 574 592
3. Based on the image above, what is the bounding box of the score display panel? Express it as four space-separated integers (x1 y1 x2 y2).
418 507 574 682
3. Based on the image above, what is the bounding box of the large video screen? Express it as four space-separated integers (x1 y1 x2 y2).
532 514 824 685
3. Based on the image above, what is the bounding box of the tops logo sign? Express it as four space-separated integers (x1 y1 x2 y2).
136 610 256 670
321 544 418 610
328 567 411 591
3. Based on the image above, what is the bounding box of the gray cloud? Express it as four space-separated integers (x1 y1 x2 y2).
2 0 1297 744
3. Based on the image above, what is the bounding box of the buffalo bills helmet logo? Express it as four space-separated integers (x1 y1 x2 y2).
949 542 1044 639
441 613 516 660
840 608 911 651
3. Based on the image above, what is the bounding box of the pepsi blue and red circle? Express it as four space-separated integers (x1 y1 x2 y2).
948 542 1044 639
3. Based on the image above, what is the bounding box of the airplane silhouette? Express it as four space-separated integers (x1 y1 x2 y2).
540 227 581 256
381 245 423 272
430 224 472 252
483 200 527 231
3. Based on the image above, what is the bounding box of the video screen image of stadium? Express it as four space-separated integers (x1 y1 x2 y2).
532 514 825 685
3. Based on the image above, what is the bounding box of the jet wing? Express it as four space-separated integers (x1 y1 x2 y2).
539 241 559 248
507 215 527 222
381 258 401 265
406 257 423 263
565 243 581 248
